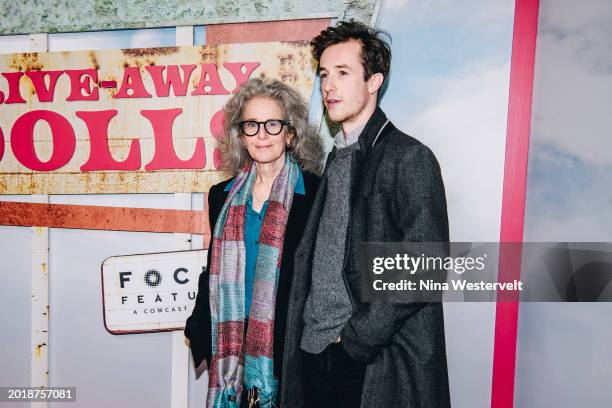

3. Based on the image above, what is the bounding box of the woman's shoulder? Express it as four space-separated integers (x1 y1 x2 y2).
208 177 235 197
207 177 234 222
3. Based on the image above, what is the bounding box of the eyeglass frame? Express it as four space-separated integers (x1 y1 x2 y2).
238 119 292 136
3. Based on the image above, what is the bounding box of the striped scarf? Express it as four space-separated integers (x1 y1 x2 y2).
208 155 299 408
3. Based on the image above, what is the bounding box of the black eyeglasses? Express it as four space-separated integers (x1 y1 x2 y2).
239 119 291 136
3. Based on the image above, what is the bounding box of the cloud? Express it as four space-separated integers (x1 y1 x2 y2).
524 145 612 241
0 28 176 53
531 0 612 167
380 0 513 31
47 30 133 51
395 63 511 241
538 0 612 34
523 0 612 243
381 0 413 13
516 303 612 407
128 27 175 49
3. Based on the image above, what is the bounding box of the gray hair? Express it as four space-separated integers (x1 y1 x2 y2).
218 77 324 175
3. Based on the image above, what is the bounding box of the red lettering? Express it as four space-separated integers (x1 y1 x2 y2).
11 110 76 171
141 108 206 170
24 70 63 102
210 109 224 170
223 62 261 93
1 72 26 104
66 69 99 101
0 127 4 161
114 67 152 99
210 109 224 140
0 89 4 104
146 64 196 97
191 64 229 96
213 149 222 171
77 110 141 171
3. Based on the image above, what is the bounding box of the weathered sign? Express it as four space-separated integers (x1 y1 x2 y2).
0 42 316 194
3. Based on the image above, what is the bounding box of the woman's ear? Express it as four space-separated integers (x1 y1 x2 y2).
286 131 295 147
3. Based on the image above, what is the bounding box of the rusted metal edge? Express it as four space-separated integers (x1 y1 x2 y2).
0 2 365 36
205 18 330 44
0 200 210 235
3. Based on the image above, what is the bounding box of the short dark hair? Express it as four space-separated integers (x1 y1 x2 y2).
310 20 392 82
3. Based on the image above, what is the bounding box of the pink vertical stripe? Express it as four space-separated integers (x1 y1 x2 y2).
491 0 540 407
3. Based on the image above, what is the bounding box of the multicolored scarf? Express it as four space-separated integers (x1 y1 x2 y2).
208 155 300 408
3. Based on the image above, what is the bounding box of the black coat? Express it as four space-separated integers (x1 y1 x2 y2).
281 108 451 408
184 171 320 381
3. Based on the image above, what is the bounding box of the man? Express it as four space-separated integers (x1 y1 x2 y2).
279 21 451 408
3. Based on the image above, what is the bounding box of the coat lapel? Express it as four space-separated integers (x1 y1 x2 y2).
294 152 334 260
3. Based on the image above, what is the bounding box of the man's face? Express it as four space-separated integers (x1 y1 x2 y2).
319 40 379 130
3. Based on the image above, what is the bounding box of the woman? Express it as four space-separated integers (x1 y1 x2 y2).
185 77 323 408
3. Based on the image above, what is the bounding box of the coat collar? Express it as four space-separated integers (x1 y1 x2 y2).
356 107 391 152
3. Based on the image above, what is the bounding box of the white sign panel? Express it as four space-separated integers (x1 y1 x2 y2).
102 250 205 334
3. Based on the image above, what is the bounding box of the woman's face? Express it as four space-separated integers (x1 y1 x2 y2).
240 96 293 166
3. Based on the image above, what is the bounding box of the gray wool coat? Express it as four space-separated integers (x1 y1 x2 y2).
280 107 451 408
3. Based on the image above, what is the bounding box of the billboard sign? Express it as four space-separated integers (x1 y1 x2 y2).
101 250 206 334
0 42 316 194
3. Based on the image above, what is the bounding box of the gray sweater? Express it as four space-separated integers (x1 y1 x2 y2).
300 140 358 354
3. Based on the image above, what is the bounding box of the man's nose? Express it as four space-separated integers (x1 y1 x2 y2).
322 77 336 93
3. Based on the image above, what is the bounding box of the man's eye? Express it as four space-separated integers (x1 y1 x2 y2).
320 73 327 79
339 71 348 76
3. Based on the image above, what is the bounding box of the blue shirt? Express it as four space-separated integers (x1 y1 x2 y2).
224 169 305 316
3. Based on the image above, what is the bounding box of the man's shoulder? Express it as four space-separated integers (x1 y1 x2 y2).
368 121 442 176
381 122 434 157
362 108 426 152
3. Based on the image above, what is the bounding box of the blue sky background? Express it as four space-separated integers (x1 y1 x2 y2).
376 1 515 407
378 0 515 117
524 0 612 241
377 0 515 244
517 0 612 406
